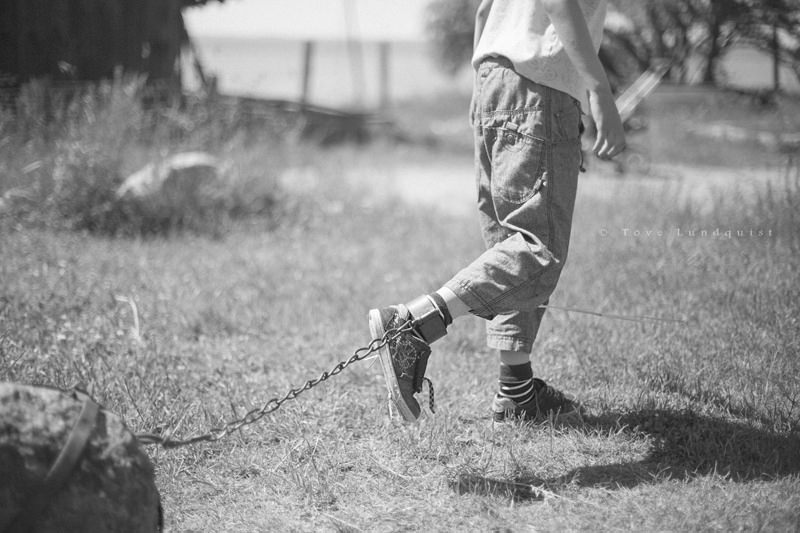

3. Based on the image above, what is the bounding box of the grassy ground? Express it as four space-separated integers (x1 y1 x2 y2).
2 87 800 531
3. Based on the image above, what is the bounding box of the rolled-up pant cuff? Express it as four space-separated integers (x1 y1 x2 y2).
485 334 534 353
444 278 543 354
443 278 497 320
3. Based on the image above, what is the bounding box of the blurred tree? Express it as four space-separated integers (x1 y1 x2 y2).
696 1 748 83
425 0 799 89
606 0 746 85
608 0 799 86
425 0 481 76
737 0 800 89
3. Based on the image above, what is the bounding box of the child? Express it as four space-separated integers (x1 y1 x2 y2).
369 0 626 422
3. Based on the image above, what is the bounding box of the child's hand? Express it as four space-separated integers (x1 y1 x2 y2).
589 88 626 160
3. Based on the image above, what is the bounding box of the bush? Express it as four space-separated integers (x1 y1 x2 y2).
425 0 481 76
49 142 126 231
0 78 283 236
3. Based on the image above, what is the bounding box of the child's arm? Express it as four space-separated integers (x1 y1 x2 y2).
541 0 626 160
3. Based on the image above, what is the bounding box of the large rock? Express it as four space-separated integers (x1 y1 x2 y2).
117 152 221 198
116 152 229 219
0 383 160 532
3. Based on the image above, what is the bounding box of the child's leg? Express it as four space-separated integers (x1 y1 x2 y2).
444 59 583 421
370 59 582 422
435 286 469 320
443 58 582 337
499 350 530 365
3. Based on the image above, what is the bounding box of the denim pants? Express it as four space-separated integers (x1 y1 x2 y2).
444 58 583 353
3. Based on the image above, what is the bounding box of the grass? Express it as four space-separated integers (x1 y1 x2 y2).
2 86 800 531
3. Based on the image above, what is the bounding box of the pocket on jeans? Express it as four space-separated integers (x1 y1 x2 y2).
491 126 546 204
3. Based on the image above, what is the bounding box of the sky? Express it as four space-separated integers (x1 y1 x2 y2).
184 0 430 41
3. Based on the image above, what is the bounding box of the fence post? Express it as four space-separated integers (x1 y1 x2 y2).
379 41 390 111
301 40 314 106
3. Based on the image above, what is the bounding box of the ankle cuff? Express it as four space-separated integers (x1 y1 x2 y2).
428 292 453 326
406 295 448 344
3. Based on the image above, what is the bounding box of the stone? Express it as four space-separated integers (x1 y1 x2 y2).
0 383 160 532
117 152 220 198
116 151 229 218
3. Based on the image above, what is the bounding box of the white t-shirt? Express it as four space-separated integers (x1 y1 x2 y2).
473 0 608 112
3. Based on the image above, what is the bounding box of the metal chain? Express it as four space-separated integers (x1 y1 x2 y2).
136 321 414 449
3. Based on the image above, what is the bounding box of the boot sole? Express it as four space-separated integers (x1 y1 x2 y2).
369 308 418 422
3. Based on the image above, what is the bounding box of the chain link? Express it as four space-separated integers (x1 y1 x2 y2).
136 321 414 449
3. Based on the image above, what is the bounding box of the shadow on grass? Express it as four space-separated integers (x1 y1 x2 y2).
453 409 800 499
548 409 800 490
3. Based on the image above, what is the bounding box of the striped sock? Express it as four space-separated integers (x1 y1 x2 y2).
498 362 535 405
